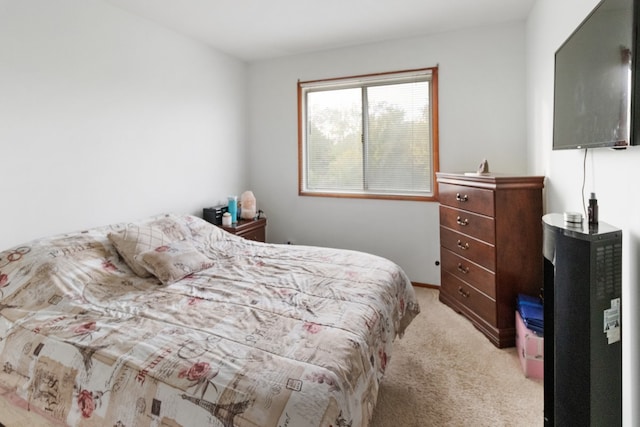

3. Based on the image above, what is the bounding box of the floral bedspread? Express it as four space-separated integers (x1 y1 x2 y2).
0 214 419 427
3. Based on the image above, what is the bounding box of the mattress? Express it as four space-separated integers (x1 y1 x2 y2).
0 213 419 426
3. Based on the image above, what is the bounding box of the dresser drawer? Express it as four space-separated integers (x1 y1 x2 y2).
439 205 495 244
219 218 267 243
238 227 265 242
439 183 495 216
441 248 496 298
440 227 496 271
442 271 497 326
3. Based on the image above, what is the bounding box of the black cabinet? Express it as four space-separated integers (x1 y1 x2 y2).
542 213 622 426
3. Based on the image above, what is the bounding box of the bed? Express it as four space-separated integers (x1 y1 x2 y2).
0 213 420 427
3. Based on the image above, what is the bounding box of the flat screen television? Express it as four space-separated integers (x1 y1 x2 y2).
553 0 638 150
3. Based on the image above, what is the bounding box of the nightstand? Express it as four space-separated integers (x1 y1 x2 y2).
219 218 267 242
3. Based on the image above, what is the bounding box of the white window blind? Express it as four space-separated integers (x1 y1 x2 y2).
298 67 438 200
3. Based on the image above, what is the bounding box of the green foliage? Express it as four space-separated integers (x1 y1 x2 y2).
307 97 431 193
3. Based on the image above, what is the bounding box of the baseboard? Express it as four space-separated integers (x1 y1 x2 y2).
411 282 439 289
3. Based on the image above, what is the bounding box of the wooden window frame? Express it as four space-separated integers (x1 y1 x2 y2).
297 67 440 202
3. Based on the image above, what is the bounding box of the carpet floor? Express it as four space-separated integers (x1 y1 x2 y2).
370 287 543 426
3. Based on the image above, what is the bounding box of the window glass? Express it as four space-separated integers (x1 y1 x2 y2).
298 67 439 201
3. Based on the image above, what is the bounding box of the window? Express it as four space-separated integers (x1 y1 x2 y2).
298 67 439 201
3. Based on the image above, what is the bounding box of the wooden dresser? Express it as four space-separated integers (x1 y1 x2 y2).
436 172 544 348
219 218 267 242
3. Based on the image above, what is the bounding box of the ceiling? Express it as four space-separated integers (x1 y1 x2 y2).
105 0 536 62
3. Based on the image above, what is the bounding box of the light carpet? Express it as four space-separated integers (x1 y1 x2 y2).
370 287 543 427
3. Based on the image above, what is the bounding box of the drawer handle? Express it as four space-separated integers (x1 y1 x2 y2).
457 263 469 274
456 216 469 226
456 193 469 202
456 240 470 250
458 286 470 298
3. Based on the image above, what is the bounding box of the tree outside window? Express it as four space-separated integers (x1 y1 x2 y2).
298 67 439 201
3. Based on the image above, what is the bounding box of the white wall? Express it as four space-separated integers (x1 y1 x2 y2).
248 22 528 284
0 0 247 250
526 0 640 424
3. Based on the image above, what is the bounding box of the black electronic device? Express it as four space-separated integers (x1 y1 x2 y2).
553 0 638 150
543 213 622 426
203 205 228 225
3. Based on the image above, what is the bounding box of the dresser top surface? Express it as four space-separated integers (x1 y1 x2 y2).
436 172 545 189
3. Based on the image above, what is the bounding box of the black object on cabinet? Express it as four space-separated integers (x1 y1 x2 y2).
542 213 622 426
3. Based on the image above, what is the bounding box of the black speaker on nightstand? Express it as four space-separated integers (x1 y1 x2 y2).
542 213 622 426
203 205 228 225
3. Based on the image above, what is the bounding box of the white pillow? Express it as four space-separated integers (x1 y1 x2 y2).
108 225 174 277
135 240 214 285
